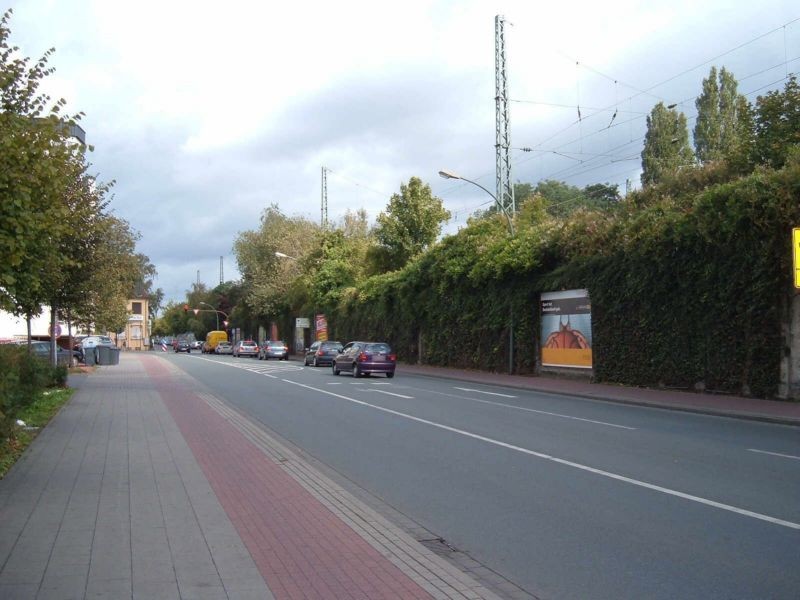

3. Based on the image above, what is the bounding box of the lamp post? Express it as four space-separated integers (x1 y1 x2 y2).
438 170 514 235
276 251 310 352
199 301 219 330
439 169 516 374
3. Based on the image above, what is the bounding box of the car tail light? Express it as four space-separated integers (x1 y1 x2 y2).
316 350 323 356
389 354 397 362
358 352 368 362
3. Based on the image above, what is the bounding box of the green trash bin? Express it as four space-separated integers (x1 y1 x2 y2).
109 347 120 365
97 345 111 365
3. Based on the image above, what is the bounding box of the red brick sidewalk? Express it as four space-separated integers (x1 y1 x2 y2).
143 358 433 600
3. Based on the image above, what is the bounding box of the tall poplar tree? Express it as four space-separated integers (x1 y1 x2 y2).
640 102 694 185
694 66 752 164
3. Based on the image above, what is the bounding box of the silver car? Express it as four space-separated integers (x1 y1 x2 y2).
215 342 233 355
258 340 289 361
233 340 259 358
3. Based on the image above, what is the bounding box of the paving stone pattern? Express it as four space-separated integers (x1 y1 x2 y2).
0 356 271 600
0 353 508 600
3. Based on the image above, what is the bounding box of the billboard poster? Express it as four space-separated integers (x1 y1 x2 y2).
540 289 592 369
315 314 328 342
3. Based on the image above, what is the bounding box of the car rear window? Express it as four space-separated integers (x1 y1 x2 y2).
321 342 341 349
268 341 285 347
365 343 391 353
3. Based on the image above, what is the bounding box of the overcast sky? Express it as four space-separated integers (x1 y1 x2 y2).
6 0 799 304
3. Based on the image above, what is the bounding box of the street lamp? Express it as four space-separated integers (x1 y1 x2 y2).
199 301 219 330
276 251 311 352
439 169 516 374
438 170 514 235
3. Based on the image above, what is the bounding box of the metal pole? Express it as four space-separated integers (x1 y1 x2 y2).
509 305 514 375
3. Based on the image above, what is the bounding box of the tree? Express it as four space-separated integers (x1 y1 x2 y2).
752 75 800 169
0 10 77 318
641 102 695 185
584 182 621 205
373 177 450 271
694 66 752 164
234 205 319 319
534 180 587 217
70 215 146 334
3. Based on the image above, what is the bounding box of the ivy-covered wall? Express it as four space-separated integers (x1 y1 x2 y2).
327 162 800 399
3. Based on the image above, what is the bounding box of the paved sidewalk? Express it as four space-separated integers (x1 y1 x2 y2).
399 364 800 426
0 354 506 600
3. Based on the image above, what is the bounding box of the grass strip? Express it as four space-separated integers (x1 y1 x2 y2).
0 387 74 479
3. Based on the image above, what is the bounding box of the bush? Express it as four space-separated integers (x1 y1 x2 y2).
322 161 800 398
0 344 63 438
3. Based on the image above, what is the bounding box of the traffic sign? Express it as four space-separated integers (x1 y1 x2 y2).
48 324 62 337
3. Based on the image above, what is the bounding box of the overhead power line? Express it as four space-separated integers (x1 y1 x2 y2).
325 168 392 199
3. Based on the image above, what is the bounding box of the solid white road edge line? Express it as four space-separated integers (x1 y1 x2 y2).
748 448 800 461
454 387 517 398
444 389 635 430
187 356 798 530
364 389 414 399
274 378 799 531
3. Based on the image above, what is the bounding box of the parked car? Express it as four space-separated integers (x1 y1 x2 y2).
190 340 203 351
332 342 396 378
22 341 72 366
304 341 343 367
80 335 115 350
174 339 191 353
259 340 289 361
233 340 259 358
215 341 233 355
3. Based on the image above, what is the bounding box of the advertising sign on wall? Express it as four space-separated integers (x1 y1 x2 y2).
540 289 592 369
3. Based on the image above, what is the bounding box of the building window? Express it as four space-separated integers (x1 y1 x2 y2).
131 325 142 340
132 302 142 315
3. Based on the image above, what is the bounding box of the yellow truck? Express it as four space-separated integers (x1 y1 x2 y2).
202 330 229 354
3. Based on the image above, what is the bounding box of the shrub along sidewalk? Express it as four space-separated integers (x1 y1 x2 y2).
0 387 74 478
0 343 76 479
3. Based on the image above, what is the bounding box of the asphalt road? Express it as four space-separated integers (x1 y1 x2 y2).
162 352 800 600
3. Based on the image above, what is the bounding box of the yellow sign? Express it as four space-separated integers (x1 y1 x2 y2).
794 228 800 289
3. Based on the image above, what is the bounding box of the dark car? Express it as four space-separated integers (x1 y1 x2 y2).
304 341 343 367
174 339 191 353
259 340 289 360
332 341 396 378
22 341 73 366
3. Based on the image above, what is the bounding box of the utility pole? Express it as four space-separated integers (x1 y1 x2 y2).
196 270 200 287
495 15 514 217
495 14 516 375
219 256 223 285
321 166 328 229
